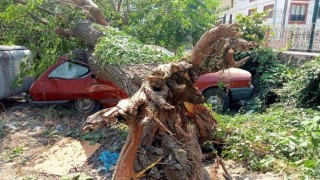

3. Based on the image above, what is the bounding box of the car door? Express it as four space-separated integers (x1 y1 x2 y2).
40 61 91 101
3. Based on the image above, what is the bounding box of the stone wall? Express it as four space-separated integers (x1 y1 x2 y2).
277 51 319 67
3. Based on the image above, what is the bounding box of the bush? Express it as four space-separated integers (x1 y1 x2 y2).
215 107 320 178
236 48 291 108
235 9 292 108
278 57 320 108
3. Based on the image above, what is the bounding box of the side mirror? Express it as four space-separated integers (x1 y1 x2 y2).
91 74 96 79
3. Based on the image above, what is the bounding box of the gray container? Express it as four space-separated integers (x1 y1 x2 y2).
0 45 35 99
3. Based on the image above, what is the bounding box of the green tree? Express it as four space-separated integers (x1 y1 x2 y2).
0 0 220 79
235 9 269 43
0 0 86 78
121 0 220 51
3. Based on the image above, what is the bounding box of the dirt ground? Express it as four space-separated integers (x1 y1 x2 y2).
0 97 295 180
0 96 128 180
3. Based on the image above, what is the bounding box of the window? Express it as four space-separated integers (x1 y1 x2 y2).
289 3 308 23
250 0 256 2
231 0 234 8
229 14 233 24
48 61 90 79
264 4 274 18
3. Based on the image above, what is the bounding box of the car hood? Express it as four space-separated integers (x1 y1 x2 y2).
225 68 252 81
198 68 251 81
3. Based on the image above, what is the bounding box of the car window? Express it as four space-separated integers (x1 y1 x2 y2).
48 61 90 79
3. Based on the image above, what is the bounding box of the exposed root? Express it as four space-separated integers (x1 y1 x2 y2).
81 108 111 132
217 157 232 180
133 156 163 180
145 106 175 136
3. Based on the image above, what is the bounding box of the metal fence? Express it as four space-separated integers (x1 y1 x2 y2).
267 24 320 52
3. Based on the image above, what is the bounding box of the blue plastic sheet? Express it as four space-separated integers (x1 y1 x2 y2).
99 150 119 172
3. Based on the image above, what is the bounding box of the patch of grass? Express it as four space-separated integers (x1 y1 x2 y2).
36 106 73 121
2 145 25 162
81 130 107 144
66 129 108 144
42 130 60 139
66 129 82 138
214 106 320 179
66 124 128 146
11 146 23 155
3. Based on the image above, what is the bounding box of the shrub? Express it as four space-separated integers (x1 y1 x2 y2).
278 56 320 108
215 107 320 178
236 48 291 108
236 9 269 43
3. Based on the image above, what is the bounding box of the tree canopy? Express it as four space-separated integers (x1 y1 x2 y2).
0 0 220 79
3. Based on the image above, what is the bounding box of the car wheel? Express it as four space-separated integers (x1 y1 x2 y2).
73 98 101 113
203 88 230 111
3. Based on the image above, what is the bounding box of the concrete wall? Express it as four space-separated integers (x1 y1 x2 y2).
277 51 319 67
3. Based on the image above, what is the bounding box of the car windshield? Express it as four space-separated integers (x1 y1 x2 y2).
48 61 90 79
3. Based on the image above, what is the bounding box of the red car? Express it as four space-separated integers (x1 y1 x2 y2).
195 68 254 111
29 52 128 113
29 52 253 112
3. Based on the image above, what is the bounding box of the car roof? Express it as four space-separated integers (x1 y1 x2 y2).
0 45 28 51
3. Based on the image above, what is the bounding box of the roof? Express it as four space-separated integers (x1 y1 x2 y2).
0 45 28 51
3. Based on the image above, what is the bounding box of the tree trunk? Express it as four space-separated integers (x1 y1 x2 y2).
76 22 257 179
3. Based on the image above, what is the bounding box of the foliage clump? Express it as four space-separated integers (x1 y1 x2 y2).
122 0 220 50
236 10 269 43
234 10 290 109
0 0 86 79
236 48 291 108
278 57 320 108
94 27 173 66
215 107 320 179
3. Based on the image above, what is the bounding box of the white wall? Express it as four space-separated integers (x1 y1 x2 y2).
222 0 318 27
224 0 278 25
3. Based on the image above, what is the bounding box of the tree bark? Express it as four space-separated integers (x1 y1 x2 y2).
75 22 257 179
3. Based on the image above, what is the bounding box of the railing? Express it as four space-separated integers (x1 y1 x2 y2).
267 24 320 52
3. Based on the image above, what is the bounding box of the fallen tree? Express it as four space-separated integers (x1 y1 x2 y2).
77 21 257 180
5 0 258 179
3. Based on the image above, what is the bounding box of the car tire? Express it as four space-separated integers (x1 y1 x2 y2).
203 88 230 111
72 98 101 113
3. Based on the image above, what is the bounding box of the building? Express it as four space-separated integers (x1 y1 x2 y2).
221 0 320 51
